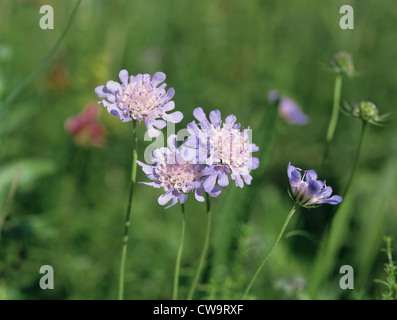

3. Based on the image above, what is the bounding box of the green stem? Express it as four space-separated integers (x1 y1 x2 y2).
342 121 367 198
321 74 343 171
0 0 82 111
0 164 22 241
187 194 211 300
173 203 186 300
118 120 138 300
242 204 297 300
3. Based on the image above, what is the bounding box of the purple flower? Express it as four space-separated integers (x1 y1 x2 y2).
183 107 259 192
287 162 342 208
268 90 308 125
137 135 221 209
279 98 308 125
95 70 183 137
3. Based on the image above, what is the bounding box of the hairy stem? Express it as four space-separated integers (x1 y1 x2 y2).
173 203 186 300
187 194 211 300
118 120 138 300
0 0 82 111
343 121 367 198
242 204 296 299
320 74 343 171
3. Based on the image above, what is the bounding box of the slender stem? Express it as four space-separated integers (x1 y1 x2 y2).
320 74 343 171
173 203 186 300
342 121 367 198
242 204 297 300
0 0 82 112
118 120 138 300
187 194 211 300
0 164 22 241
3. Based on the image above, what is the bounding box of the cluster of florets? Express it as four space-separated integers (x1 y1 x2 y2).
96 70 345 210
137 108 259 208
96 70 259 208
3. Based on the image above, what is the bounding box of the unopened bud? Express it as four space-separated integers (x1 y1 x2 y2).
330 51 354 76
354 101 378 122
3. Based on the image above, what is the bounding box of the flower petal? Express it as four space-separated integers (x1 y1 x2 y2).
203 174 217 193
209 110 222 127
146 123 161 138
195 188 205 202
305 169 318 182
119 69 129 85
250 157 260 170
225 114 237 128
162 101 175 112
207 185 222 198
165 196 179 209
105 80 120 92
307 179 322 196
136 160 154 175
158 191 173 206
287 162 301 186
178 193 188 205
193 108 211 129
248 144 259 152
233 174 244 188
320 195 342 205
242 174 253 185
153 120 166 129
317 186 333 199
218 171 229 186
167 134 178 151
95 85 108 99
152 72 166 87
163 87 175 101
102 100 121 118
162 111 183 123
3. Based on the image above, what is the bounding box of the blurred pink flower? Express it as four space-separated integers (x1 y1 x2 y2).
65 104 106 147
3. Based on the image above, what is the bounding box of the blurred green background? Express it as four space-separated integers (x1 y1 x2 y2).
0 0 396 300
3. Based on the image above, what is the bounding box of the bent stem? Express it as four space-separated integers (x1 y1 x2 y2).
118 120 138 300
242 204 297 300
342 120 367 198
0 164 22 241
0 0 82 112
320 74 343 171
173 203 186 300
187 194 211 300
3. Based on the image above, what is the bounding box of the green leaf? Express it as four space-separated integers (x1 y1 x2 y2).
0 158 57 201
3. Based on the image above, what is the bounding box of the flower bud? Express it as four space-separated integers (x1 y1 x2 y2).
354 101 378 122
330 51 354 76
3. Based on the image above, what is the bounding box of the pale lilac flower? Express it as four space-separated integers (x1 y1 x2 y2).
268 90 308 125
287 162 342 208
183 108 259 192
95 70 183 137
137 135 221 209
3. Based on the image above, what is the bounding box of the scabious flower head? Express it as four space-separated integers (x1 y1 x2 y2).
354 101 378 122
95 70 183 137
287 162 342 208
137 135 221 209
330 51 354 76
343 101 392 126
65 104 105 147
183 107 259 193
268 90 308 125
